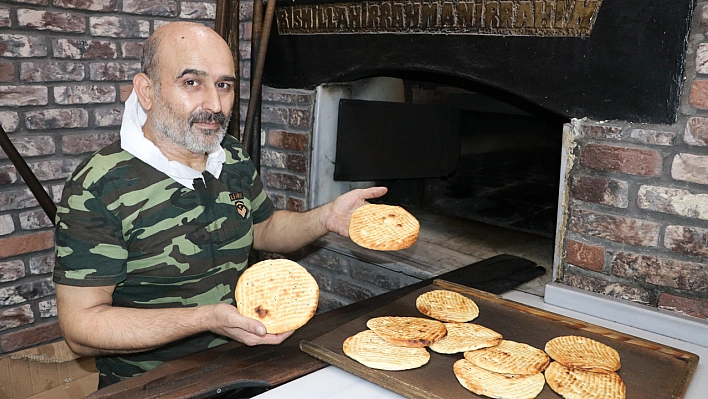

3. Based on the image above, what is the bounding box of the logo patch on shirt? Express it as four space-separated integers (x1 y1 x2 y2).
235 201 248 218
229 192 244 201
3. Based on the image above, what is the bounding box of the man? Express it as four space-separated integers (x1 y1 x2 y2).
53 21 386 388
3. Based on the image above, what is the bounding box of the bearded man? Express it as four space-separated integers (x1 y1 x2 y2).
53 21 386 388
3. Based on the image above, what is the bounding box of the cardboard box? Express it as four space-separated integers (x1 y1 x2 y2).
0 341 98 399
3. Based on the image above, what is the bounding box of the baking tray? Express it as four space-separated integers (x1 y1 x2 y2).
301 280 699 399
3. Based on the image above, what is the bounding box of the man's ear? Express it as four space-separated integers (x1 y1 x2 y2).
133 72 154 111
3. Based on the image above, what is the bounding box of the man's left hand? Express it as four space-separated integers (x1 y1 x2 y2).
324 186 388 237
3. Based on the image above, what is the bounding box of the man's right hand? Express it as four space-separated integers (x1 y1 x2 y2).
203 303 294 346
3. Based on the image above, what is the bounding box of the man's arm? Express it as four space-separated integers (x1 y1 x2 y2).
252 187 387 253
56 284 293 356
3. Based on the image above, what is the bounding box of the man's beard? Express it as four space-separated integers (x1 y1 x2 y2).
152 99 230 154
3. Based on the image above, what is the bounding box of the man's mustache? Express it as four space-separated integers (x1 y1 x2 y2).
189 110 227 129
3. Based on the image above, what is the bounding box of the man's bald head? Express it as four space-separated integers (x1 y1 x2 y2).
140 22 229 85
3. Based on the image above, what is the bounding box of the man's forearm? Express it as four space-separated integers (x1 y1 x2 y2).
252 205 333 253
59 302 214 356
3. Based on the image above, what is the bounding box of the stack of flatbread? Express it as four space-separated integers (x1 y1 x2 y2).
544 335 626 399
455 340 549 399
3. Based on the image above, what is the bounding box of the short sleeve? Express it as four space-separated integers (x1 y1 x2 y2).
250 168 275 224
54 176 128 287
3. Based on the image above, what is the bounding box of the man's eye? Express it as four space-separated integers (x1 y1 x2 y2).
217 82 232 90
185 80 198 86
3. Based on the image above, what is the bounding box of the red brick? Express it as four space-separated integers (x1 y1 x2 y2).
53 38 117 59
638 186 708 220
89 61 140 81
20 62 85 82
671 153 708 185
0 230 54 258
0 62 14 82
119 84 133 101
0 86 48 107
0 34 47 57
562 271 651 304
0 260 25 283
1 320 61 352
54 0 117 11
579 143 662 176
25 108 88 129
287 197 305 212
612 252 708 293
569 208 660 247
0 305 33 332
180 2 215 19
287 153 307 173
289 108 311 127
261 106 288 125
0 136 55 160
17 9 86 33
579 123 622 139
123 0 177 16
268 130 308 151
121 41 143 59
266 171 305 193
664 225 708 258
565 240 605 272
62 133 118 154
570 175 628 208
685 117 708 146
690 79 708 110
89 16 150 38
628 128 677 146
658 293 708 319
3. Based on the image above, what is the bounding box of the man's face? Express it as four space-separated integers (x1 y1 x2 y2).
148 29 237 154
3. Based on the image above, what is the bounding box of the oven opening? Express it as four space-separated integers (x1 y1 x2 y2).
332 74 568 239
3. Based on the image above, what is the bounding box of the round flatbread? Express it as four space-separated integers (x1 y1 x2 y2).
464 340 550 375
235 259 319 334
545 361 626 399
366 316 447 347
416 289 480 322
454 359 546 399
428 323 503 354
343 330 430 371
348 204 420 251
545 335 621 373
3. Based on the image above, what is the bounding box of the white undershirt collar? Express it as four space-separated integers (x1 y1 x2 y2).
119 90 225 190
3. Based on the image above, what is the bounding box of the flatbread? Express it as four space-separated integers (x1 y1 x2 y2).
343 330 430 371
235 258 319 334
545 361 626 399
416 289 480 322
366 316 447 347
545 335 621 373
454 359 546 399
428 323 503 354
464 340 550 375
348 204 420 251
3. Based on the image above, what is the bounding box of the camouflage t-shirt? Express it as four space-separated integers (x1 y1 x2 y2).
53 134 275 387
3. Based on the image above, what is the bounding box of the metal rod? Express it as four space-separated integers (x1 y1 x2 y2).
0 125 56 223
243 0 276 169
216 0 242 139
243 0 264 153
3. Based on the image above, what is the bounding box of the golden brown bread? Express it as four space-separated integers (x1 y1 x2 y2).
545 361 626 399
235 259 319 334
545 335 621 373
416 289 480 322
428 323 503 354
348 204 420 251
366 316 447 347
343 330 430 371
463 340 550 375
454 359 546 399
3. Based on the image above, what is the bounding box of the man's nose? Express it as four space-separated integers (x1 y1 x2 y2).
201 84 222 113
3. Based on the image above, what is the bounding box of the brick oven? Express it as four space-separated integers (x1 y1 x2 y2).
257 0 708 331
0 0 707 361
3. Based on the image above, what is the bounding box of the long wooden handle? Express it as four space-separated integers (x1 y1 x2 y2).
0 125 56 223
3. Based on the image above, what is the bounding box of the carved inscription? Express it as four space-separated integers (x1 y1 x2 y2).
276 0 602 36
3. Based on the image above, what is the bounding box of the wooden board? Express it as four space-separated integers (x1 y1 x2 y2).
301 280 699 399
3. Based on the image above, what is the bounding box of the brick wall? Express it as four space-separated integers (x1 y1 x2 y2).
0 0 313 355
559 2 708 320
